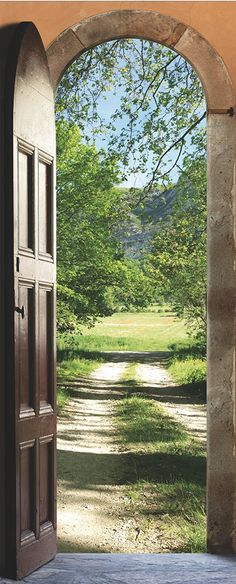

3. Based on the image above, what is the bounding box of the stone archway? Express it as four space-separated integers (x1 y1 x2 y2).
47 10 236 554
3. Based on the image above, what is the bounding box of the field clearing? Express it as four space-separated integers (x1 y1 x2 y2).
57 310 205 393
76 311 188 352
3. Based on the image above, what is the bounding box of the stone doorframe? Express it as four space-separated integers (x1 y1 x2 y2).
47 10 236 553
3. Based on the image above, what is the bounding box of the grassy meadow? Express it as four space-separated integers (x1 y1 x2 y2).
57 308 188 356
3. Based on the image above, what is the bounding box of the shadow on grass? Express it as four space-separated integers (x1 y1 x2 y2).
57 348 106 363
120 380 206 404
57 448 206 490
169 342 206 359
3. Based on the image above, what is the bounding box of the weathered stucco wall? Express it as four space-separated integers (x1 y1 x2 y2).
0 2 236 91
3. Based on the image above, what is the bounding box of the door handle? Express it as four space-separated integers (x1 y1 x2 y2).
14 305 25 319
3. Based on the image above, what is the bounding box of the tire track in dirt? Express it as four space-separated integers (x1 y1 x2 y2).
136 362 206 444
57 360 139 553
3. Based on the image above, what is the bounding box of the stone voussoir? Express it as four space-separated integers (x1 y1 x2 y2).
175 27 235 110
71 10 187 48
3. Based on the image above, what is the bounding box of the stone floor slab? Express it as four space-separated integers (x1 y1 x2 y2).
1 554 236 583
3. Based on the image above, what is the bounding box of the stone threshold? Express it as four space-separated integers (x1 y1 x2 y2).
1 553 236 583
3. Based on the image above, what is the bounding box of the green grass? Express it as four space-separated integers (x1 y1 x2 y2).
167 340 206 399
117 394 187 446
125 479 206 552
57 354 104 411
116 393 206 552
169 357 206 385
57 356 103 380
57 386 70 414
58 310 188 355
119 362 139 385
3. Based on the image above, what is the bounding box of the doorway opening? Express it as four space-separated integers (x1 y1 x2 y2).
55 33 207 554
48 9 236 556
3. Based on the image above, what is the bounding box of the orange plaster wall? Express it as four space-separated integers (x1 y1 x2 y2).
0 1 236 89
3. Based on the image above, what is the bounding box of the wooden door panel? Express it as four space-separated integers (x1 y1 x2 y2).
20 440 36 543
38 155 53 258
38 285 54 413
5 23 56 579
18 281 35 417
18 142 34 254
39 436 55 531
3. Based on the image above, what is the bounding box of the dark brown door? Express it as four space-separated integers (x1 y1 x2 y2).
4 23 56 579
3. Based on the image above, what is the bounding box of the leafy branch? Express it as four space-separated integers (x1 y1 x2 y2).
144 110 207 193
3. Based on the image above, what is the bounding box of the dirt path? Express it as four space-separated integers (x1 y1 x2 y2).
57 361 125 552
57 352 206 552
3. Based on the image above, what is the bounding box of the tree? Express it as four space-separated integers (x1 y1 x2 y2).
57 120 154 332
103 258 155 312
56 39 206 192
56 39 207 336
148 154 207 344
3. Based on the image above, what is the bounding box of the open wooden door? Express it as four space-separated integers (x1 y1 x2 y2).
4 23 56 579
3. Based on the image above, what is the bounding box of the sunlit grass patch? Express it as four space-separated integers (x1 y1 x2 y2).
125 479 206 552
169 357 206 385
166 512 206 552
119 362 139 386
57 356 103 380
167 340 206 400
117 395 187 446
57 386 69 414
58 311 188 353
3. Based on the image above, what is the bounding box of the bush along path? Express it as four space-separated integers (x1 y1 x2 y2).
57 352 206 554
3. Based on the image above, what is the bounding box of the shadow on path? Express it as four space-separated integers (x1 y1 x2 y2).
58 378 205 408
58 348 171 365
58 448 206 490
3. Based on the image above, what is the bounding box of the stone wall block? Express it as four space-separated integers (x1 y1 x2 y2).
207 113 236 552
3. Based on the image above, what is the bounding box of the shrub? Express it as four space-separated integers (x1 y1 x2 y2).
169 357 206 386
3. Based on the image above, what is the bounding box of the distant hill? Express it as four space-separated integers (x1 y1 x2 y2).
117 188 177 259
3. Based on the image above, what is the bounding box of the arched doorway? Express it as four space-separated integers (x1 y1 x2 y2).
1 8 236 580
47 10 236 556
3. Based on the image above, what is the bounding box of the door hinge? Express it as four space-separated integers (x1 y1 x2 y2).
16 256 20 272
